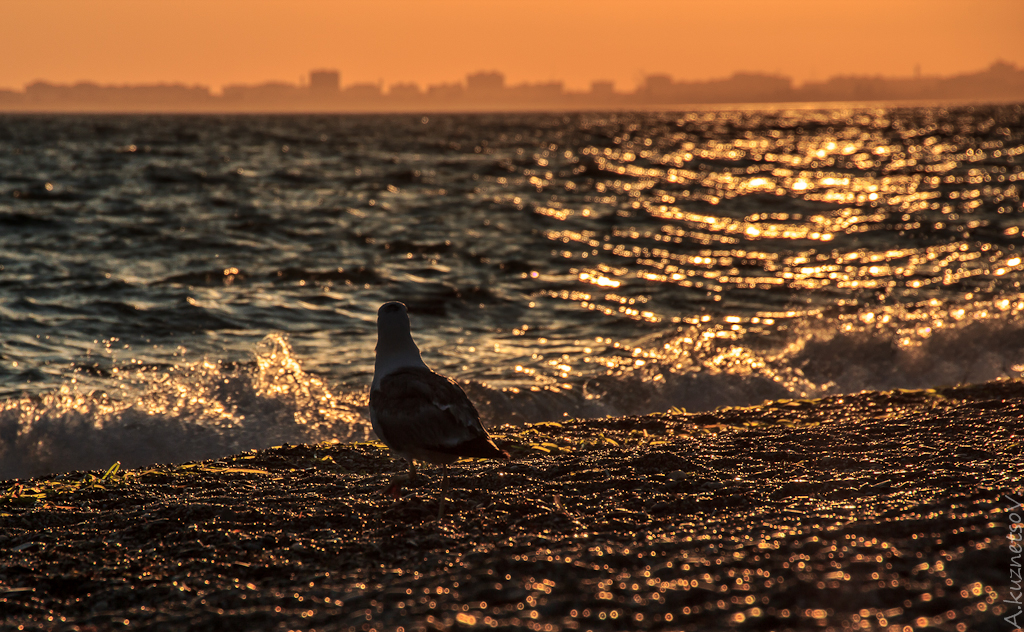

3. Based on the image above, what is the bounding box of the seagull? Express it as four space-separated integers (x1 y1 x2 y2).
369 301 508 519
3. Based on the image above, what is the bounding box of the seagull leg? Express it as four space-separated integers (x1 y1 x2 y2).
384 459 418 498
437 464 450 521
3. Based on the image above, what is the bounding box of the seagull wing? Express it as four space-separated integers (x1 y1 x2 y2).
370 367 505 459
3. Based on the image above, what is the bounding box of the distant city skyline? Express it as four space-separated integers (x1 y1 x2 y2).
7 60 1023 94
1 0 1022 93
2 61 1021 113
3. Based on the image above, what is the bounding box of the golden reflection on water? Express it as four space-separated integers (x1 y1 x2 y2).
514 108 1024 397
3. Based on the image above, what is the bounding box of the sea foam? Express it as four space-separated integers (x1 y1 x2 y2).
3 301 1022 481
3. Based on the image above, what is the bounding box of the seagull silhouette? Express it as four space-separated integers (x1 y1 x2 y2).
369 301 507 519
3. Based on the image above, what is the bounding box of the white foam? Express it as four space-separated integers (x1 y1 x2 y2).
0 334 369 480
466 297 1024 422
2 299 1023 480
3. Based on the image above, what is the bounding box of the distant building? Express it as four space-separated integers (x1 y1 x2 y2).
941 60 1024 101
642 74 676 101
24 81 211 110
467 71 505 93
987 60 1017 76
388 82 422 99
344 83 382 100
708 72 793 103
798 76 891 102
590 80 615 97
0 88 25 106
638 72 793 104
309 69 340 93
508 81 565 104
427 82 464 101
222 82 303 103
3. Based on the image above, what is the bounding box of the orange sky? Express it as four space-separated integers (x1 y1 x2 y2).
1 0 1021 92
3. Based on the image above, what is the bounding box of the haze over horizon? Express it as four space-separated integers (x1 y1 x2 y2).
2 0 1022 93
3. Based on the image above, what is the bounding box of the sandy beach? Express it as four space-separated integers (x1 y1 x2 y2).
2 380 1021 631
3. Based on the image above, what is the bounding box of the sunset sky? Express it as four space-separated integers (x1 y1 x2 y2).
1 0 1021 92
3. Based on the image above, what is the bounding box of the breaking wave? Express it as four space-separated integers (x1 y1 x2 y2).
0 335 368 480
4 299 1023 481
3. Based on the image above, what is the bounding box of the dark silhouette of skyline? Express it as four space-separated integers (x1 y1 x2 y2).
1 61 1021 113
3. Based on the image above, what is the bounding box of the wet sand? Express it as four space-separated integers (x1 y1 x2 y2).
1 380 1022 631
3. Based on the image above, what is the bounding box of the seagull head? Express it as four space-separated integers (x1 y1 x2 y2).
374 301 428 380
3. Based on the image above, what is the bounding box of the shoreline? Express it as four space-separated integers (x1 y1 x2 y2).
2 380 1021 631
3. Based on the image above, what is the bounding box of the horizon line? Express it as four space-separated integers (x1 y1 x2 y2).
3 59 1019 95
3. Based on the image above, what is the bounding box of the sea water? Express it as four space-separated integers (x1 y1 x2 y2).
1 106 1022 478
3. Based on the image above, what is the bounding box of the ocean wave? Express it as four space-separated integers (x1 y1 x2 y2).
565 297 1024 415
0 335 368 480
4 300 1022 481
